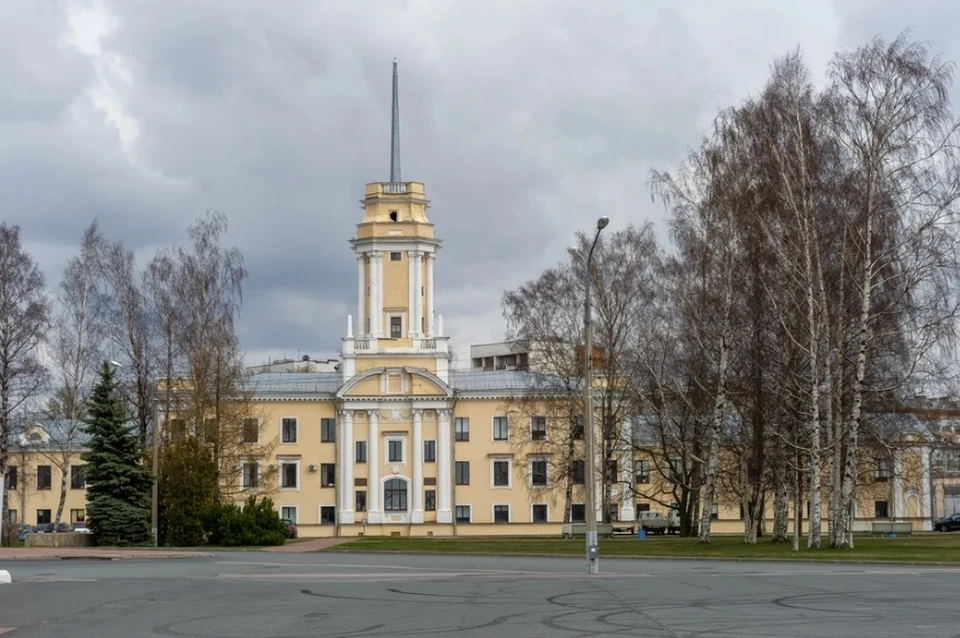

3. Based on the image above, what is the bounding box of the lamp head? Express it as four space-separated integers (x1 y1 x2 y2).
597 216 610 230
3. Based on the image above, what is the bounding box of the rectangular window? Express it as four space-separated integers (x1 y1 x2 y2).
571 459 585 484
390 251 402 261
281 506 297 522
533 504 548 523
242 418 259 443
571 415 584 440
494 505 510 523
37 465 51 490
355 440 367 463
530 415 547 441
321 463 336 487
37 509 51 525
70 465 85 490
203 418 217 443
356 490 367 512
170 418 186 442
455 417 470 441
423 440 436 462
425 490 436 511
493 460 510 487
873 458 890 481
637 503 651 513
455 461 470 485
388 439 403 463
390 316 402 338
280 461 298 489
242 462 260 488
571 504 585 522
634 459 650 484
7 510 16 524
281 418 298 443
70 509 85 523
492 416 508 441
320 506 336 525
875 500 889 518
530 460 547 487
5 466 17 491
455 505 471 523
321 418 336 442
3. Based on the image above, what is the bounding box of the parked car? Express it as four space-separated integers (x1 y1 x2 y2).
934 512 960 532
17 524 35 542
283 518 297 539
70 522 90 534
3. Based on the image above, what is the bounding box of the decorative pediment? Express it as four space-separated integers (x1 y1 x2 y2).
337 366 453 399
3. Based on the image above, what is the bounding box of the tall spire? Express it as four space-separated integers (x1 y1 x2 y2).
390 59 401 183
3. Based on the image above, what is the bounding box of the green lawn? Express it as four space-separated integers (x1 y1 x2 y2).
326 533 960 563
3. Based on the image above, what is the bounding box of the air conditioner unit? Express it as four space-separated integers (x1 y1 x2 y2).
308 464 318 472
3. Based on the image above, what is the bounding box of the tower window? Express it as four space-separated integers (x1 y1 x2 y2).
390 252 402 261
389 211 399 222
390 316 402 338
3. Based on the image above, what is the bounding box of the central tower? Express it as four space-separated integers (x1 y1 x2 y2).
342 61 450 380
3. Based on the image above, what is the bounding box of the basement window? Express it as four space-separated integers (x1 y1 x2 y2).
389 211 399 222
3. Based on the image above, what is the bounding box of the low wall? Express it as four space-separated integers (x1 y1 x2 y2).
25 532 94 548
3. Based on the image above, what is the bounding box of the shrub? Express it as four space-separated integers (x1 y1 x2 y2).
203 496 287 546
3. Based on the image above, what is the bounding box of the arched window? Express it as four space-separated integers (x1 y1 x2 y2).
384 478 408 511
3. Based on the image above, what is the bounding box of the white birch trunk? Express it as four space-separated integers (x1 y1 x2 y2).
803 215 823 549
698 335 729 544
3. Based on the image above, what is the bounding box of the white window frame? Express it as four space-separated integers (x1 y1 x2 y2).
278 457 300 491
528 456 549 488
490 456 512 489
239 459 261 489
529 415 547 441
492 503 511 524
492 415 509 441
386 435 406 464
531 503 549 523
280 505 298 524
280 416 298 444
318 504 337 525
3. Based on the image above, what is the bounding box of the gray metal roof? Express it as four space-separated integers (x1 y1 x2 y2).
246 372 342 396
449 370 571 394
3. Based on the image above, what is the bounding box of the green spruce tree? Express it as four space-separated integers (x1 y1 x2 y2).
82 361 153 546
158 437 217 546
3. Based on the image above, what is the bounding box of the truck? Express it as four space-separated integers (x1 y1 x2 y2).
636 511 668 535
665 509 681 534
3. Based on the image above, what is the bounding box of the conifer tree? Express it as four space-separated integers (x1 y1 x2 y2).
82 361 153 546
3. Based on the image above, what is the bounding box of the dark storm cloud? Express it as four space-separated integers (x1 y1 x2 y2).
4 0 956 364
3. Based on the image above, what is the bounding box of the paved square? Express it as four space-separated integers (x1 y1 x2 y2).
1 552 959 636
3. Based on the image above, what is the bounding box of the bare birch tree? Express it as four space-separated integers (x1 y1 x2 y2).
0 224 50 545
32 222 104 524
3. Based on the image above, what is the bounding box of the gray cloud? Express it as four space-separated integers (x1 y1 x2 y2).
3 0 959 365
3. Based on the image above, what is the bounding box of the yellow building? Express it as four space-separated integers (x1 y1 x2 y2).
5 62 955 541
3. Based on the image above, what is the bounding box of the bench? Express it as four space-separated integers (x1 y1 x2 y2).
561 522 614 539
870 521 914 536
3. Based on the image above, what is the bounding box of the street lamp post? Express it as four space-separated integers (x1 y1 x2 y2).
569 215 609 575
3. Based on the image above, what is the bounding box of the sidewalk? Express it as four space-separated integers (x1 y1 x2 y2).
0 547 213 560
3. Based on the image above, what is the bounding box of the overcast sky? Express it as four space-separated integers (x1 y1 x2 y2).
4 0 959 368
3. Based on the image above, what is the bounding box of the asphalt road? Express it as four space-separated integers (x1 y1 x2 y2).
2 551 959 637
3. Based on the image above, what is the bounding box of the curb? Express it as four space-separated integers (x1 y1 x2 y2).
322 548 960 567
0 552 213 561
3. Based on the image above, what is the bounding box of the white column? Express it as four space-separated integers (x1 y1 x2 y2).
437 408 452 523
407 249 416 338
921 445 933 530
339 410 355 524
425 253 434 336
356 254 366 336
893 449 904 520
619 418 635 522
412 251 422 338
411 409 424 523
373 253 384 336
367 410 381 523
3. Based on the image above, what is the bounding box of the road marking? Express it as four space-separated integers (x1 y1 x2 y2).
0 628 17 635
